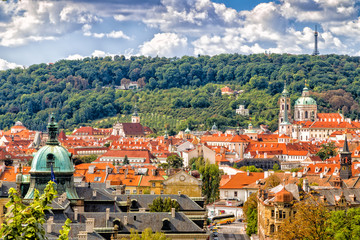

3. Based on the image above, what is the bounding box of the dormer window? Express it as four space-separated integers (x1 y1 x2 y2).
161 218 171 231
46 153 55 168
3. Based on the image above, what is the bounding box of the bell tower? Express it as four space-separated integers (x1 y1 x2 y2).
131 104 140 123
339 134 352 179
278 82 292 136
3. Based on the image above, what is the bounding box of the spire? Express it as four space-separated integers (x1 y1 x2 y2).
312 25 319 56
343 133 350 153
282 81 289 97
46 113 59 146
132 104 138 117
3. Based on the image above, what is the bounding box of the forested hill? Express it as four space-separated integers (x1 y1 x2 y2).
0 53 360 133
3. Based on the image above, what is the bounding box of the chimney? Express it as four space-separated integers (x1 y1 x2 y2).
78 231 87 240
106 180 111 188
171 208 176 218
92 190 97 197
47 216 54 233
74 208 78 221
124 216 128 225
320 173 324 179
88 165 95 174
80 181 86 187
85 218 95 233
14 165 18 173
303 178 309 193
247 170 250 176
106 208 110 221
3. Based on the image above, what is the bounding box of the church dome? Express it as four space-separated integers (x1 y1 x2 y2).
295 87 317 106
14 121 24 126
29 145 73 174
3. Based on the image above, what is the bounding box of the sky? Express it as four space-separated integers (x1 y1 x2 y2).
0 0 360 70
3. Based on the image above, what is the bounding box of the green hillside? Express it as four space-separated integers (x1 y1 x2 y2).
0 53 359 133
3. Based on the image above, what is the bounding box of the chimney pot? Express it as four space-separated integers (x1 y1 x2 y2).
124 216 128 225
106 208 110 221
93 190 97 197
171 208 176 218
74 208 79 221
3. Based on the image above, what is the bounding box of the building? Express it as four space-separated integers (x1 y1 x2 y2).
10 116 208 239
236 105 249 116
162 170 202 197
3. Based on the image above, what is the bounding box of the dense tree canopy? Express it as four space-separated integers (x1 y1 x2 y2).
1 54 360 132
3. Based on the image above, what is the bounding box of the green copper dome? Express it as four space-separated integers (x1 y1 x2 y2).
25 114 78 200
29 145 73 174
295 87 317 106
295 97 317 106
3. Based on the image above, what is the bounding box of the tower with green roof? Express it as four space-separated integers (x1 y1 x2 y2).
24 114 79 200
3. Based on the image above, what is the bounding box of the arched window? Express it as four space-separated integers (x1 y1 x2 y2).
297 111 300 119
305 111 308 119
287 104 289 110
270 224 275 233
46 154 55 168
282 105 284 110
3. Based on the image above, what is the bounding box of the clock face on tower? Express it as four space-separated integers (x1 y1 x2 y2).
342 166 347 170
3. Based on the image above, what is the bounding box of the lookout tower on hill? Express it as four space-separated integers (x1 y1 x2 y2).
312 25 320 56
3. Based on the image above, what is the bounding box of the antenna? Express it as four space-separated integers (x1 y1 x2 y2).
312 25 319 56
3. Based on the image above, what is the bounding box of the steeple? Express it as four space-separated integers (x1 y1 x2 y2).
279 81 292 136
312 25 319 56
131 104 140 123
46 113 59 146
343 134 350 153
339 133 352 179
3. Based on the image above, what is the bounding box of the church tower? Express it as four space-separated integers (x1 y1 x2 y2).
278 82 292 136
131 104 140 123
339 134 352 179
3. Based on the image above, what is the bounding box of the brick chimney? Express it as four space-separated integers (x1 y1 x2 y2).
171 208 176 218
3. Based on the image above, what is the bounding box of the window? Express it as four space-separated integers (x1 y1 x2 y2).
94 177 102 181
46 154 55 168
161 190 164 194
152 183 156 187
132 190 137 194
139 190 143 194
234 191 238 197
270 224 275 233
271 210 274 218
125 190 130 194
225 191 228 197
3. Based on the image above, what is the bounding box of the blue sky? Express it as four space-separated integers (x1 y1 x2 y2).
0 0 359 69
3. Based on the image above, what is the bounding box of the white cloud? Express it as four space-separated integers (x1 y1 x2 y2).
107 30 130 39
0 58 21 70
139 33 188 57
66 54 85 60
0 1 100 47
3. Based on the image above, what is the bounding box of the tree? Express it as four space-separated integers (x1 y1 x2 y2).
199 162 222 203
166 155 183 169
0 181 71 240
264 174 281 189
276 195 330 240
239 165 263 172
149 197 180 212
316 142 337 161
326 208 360 240
243 192 258 236
127 227 169 240
123 155 129 165
273 163 280 171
